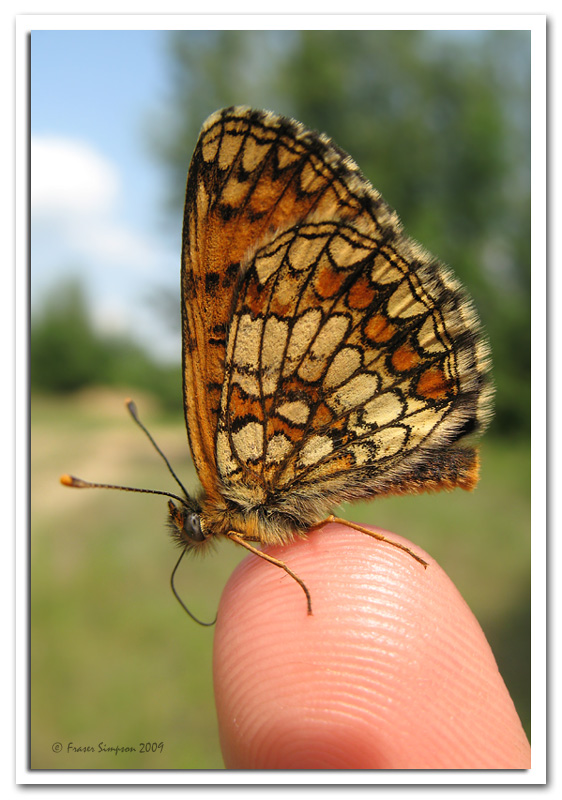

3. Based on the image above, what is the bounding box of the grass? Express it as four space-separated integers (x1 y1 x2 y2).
30 388 531 769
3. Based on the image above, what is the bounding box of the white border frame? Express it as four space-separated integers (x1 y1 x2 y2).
15 12 546 789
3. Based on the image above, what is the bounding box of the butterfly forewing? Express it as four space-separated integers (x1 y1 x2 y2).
181 107 407 498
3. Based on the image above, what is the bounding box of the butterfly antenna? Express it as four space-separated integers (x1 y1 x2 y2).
60 474 186 505
125 399 190 499
170 548 217 626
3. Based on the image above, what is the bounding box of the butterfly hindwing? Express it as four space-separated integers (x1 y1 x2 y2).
211 136 492 519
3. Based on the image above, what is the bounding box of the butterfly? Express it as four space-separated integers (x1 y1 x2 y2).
63 106 493 619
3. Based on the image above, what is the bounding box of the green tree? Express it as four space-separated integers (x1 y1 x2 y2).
30 280 182 412
31 280 111 394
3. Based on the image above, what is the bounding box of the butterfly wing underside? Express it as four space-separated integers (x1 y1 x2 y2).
182 107 493 521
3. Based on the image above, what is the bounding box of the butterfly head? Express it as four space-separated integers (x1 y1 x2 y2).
167 498 212 552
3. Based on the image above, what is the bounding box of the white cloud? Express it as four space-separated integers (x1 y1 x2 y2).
30 135 181 362
31 136 119 216
68 216 166 274
31 135 171 274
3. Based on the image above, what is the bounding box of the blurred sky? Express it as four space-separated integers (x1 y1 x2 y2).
31 30 182 361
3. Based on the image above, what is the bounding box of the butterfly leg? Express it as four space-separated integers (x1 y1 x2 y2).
226 533 312 615
317 515 429 568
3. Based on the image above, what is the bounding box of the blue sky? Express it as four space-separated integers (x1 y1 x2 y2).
31 30 183 361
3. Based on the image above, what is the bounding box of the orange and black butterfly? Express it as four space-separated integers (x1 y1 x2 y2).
62 106 493 619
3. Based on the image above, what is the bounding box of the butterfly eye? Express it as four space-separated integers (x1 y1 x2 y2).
167 500 204 545
185 512 205 543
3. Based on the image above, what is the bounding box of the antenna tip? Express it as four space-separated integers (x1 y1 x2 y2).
60 474 75 487
125 398 138 416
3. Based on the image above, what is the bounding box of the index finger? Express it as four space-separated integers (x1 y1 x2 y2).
213 522 530 769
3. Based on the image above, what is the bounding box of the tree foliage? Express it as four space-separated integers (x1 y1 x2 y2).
30 281 182 412
151 30 530 436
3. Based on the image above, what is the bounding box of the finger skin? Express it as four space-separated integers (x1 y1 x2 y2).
213 523 530 770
